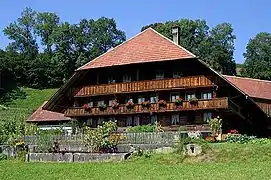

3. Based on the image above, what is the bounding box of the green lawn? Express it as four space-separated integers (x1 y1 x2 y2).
0 88 57 121
0 143 271 180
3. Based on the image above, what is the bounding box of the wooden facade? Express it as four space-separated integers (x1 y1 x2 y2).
74 75 218 97
65 98 228 117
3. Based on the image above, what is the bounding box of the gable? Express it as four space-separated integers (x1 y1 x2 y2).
77 28 195 70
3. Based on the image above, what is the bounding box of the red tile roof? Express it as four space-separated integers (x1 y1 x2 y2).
224 75 271 100
77 28 195 70
27 102 71 122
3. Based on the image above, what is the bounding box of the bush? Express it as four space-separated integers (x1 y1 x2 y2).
178 126 187 131
247 138 271 144
0 153 7 161
208 117 222 135
127 124 155 133
225 134 256 144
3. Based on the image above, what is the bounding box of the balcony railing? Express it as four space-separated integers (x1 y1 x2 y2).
75 75 217 97
65 97 228 117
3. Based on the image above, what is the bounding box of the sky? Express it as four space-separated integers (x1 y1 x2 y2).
1 0 271 64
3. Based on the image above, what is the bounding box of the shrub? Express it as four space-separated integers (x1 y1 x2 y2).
0 153 7 161
208 117 222 135
174 98 183 106
247 138 271 144
127 124 155 133
178 126 187 131
225 134 256 144
84 120 118 153
189 97 198 105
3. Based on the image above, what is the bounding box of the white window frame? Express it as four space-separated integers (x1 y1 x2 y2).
150 94 158 103
170 92 180 102
88 101 93 107
201 91 212 99
171 114 180 125
173 71 182 78
203 112 212 122
108 76 115 84
108 99 115 106
138 97 145 104
185 92 196 100
97 100 105 106
123 74 131 82
155 70 164 80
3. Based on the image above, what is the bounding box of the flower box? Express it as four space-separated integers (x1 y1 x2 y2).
83 104 91 111
126 101 135 109
174 97 183 106
98 104 107 111
141 100 151 108
189 97 198 105
158 100 167 108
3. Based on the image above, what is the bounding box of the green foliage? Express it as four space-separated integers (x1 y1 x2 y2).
142 19 236 75
208 117 222 135
35 133 52 153
0 154 7 161
178 126 187 131
84 121 118 152
127 124 155 133
130 148 152 159
2 8 126 89
225 134 257 144
242 32 271 80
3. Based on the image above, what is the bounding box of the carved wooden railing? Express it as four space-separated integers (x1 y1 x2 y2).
65 97 228 117
75 75 218 97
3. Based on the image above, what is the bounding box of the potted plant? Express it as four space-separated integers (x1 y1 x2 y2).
141 100 151 109
111 100 119 109
126 101 135 109
175 97 183 106
189 97 198 105
158 100 167 108
83 104 91 111
98 104 107 111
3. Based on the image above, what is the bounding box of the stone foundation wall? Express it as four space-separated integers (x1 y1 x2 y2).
27 153 127 162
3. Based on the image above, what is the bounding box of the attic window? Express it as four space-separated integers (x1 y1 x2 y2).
123 74 131 82
156 70 164 80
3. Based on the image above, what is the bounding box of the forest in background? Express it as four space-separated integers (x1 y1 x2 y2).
1 7 271 104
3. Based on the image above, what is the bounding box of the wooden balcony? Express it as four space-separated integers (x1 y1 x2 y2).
75 75 217 97
65 97 228 117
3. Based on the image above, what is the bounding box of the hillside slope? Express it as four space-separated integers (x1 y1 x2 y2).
0 88 57 122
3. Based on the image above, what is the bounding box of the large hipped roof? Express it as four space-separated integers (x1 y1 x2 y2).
77 28 195 70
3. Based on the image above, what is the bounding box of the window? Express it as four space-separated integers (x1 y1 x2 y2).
108 76 115 84
109 99 115 106
126 116 133 126
185 92 196 100
156 70 164 79
150 95 158 103
202 92 212 99
171 114 180 125
203 112 212 122
88 101 93 107
150 115 157 124
97 100 104 106
86 118 93 126
173 71 182 78
134 116 140 126
123 74 131 82
138 97 145 104
171 93 180 102
97 117 104 125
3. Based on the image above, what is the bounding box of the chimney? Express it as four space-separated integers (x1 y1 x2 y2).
172 26 180 45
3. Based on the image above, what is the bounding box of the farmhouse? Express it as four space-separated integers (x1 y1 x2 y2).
27 28 271 136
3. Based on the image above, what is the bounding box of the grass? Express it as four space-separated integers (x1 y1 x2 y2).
0 143 271 180
0 88 57 121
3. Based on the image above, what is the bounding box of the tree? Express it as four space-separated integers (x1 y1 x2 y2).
35 12 60 54
241 32 271 80
141 20 236 75
3 7 38 58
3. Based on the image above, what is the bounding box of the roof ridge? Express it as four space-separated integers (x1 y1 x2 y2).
76 28 155 71
223 75 271 83
149 28 196 58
